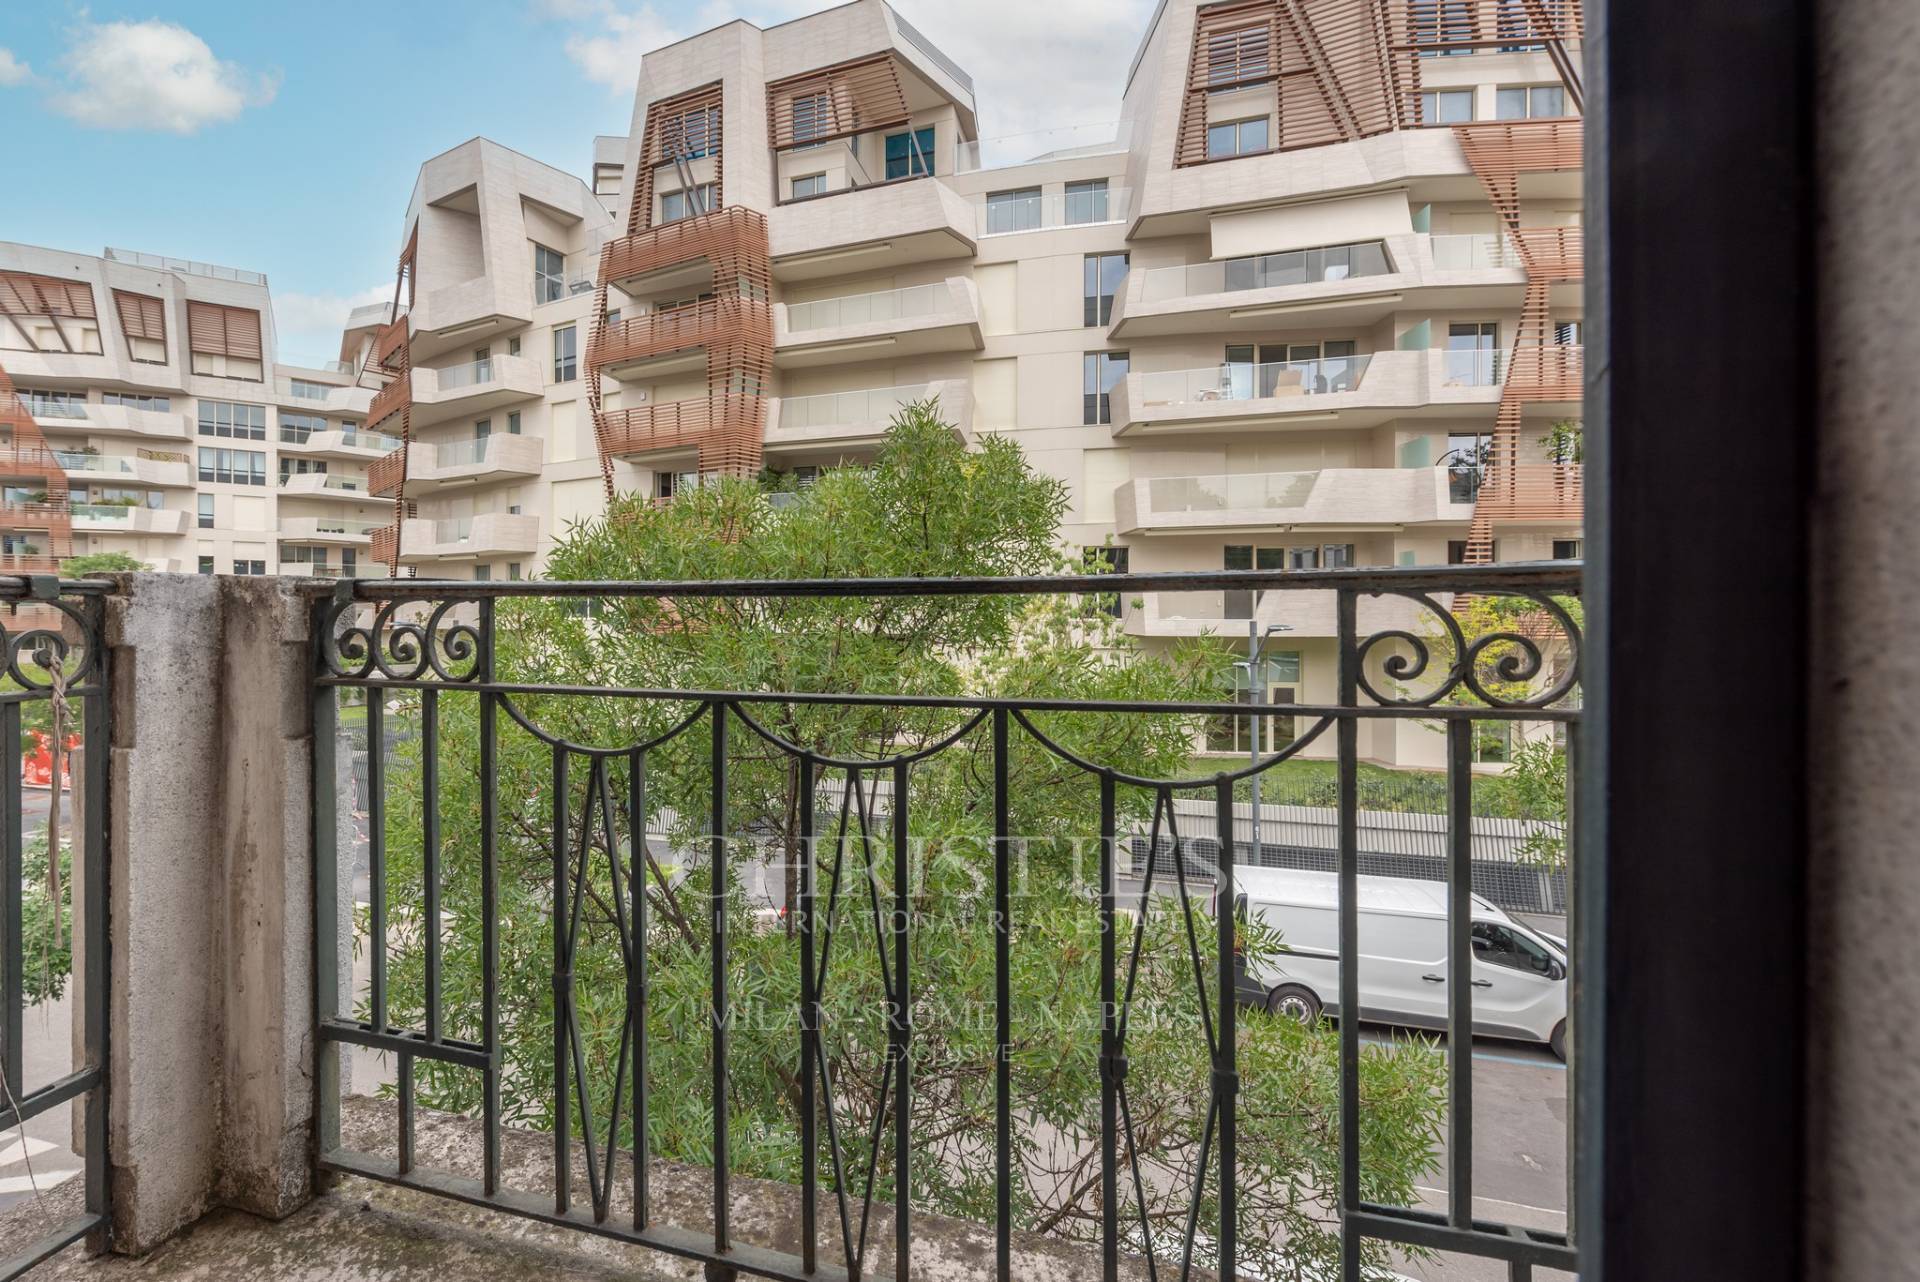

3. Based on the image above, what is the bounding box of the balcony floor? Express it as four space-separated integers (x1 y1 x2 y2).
0 1097 1140 1281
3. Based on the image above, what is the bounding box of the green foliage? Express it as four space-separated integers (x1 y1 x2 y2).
61 552 146 575
20 836 72 1007
1538 418 1583 464
364 406 1444 1273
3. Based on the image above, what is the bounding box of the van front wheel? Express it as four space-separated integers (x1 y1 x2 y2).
1550 1019 1568 1062
1266 984 1322 1025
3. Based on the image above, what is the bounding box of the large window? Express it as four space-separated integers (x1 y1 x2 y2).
197 447 267 486
1083 253 1129 327
534 244 565 304
1418 89 1474 125
660 184 716 223
103 392 170 412
985 187 1042 234
1496 85 1569 119
1065 179 1110 225
884 127 935 180
197 400 266 440
1082 351 1128 425
1205 650 1302 753
1206 116 1270 160
552 325 578 382
279 411 325 444
1444 321 1501 386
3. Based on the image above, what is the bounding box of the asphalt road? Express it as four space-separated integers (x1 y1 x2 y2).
1371 1028 1571 1282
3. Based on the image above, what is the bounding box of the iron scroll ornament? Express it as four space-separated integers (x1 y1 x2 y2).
1353 588 1582 710
322 597 485 683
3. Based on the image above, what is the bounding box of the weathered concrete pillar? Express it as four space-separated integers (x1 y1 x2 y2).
103 574 326 1251
1809 0 1920 1275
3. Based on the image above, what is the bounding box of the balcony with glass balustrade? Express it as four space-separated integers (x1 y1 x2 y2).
395 510 540 561
1110 349 1433 435
389 433 546 497
1113 465 1473 536
54 450 192 488
773 277 981 368
404 354 544 429
764 377 973 454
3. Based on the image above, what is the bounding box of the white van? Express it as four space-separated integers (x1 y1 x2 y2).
1225 866 1569 1059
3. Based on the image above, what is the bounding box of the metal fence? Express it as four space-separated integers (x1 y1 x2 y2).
311 564 1581 1282
0 579 110 1278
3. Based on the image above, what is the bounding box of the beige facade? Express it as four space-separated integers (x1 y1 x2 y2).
0 0 1580 765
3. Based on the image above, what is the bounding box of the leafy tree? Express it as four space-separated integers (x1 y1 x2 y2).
1538 418 1583 465
59 552 145 576
365 406 1444 1275
1406 593 1582 868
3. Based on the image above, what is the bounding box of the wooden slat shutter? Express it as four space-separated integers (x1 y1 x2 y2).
0 271 97 318
113 290 166 342
766 54 910 150
226 307 262 359
186 301 262 357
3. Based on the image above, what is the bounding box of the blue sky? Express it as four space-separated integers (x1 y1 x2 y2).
0 0 1150 362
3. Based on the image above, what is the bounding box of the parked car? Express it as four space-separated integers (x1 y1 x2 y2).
1222 866 1569 1060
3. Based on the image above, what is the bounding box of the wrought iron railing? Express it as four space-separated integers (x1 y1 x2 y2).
311 563 1581 1282
0 575 110 1278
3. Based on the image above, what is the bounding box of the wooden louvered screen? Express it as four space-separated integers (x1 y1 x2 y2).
113 290 166 342
766 53 910 150
185 301 262 358
630 82 725 235
589 207 774 494
0 271 97 319
1175 0 1420 166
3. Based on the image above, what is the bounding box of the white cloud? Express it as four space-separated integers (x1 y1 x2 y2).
47 20 278 133
0 48 30 88
888 0 1155 142
273 285 392 368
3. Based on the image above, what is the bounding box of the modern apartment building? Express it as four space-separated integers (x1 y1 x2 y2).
0 0 1582 766
0 243 390 579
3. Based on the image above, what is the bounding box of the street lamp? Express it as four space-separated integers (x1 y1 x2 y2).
1233 619 1293 869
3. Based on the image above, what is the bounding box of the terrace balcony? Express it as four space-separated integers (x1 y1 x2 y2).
20 399 194 442
768 176 977 281
273 378 375 417
276 516 381 546
1113 466 1473 536
383 434 545 497
773 277 981 368
54 451 192 489
275 472 384 503
395 511 540 560
67 502 188 534
1109 349 1429 435
407 355 544 429
1107 233 1580 341
764 378 973 454
276 427 403 462
590 297 764 381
